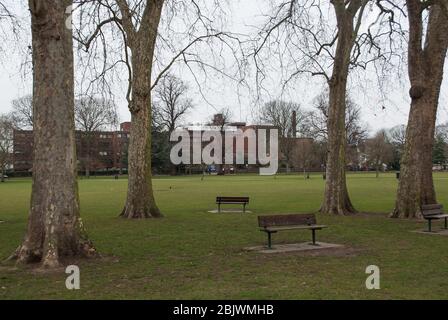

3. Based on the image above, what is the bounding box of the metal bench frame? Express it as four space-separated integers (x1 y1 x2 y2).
258 213 327 249
422 204 448 232
216 196 249 213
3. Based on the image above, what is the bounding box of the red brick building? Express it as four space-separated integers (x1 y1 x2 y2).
181 120 317 173
13 122 131 174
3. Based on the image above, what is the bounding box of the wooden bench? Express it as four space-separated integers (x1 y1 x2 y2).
258 213 327 248
422 204 448 232
216 196 249 213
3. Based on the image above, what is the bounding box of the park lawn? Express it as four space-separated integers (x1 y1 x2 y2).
1 172 448 299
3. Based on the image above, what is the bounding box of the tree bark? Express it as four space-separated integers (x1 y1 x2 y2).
10 0 95 267
119 0 164 218
121 86 161 218
392 1 448 219
85 133 91 178
320 1 365 215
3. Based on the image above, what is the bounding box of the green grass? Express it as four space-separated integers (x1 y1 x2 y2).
1 172 448 299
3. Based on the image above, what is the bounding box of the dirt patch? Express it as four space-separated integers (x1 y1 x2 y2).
0 253 120 275
411 229 448 236
244 242 345 254
208 209 253 213
290 245 361 257
0 266 19 273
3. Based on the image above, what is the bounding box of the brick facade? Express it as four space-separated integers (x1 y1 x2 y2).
13 122 131 173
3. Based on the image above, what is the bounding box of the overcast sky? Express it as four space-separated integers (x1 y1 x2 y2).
0 0 447 134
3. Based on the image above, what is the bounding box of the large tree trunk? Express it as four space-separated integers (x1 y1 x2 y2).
392 1 448 219
121 80 161 218
320 2 363 215
320 76 355 215
119 1 164 218
10 0 95 267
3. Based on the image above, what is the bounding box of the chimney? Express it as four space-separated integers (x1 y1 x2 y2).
292 111 297 138
120 122 131 133
212 114 224 126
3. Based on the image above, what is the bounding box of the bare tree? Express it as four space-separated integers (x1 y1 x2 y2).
153 73 193 133
253 0 397 215
0 1 13 20
11 95 33 129
209 108 233 130
0 113 14 182
10 0 95 268
208 108 233 175
306 92 368 147
319 1 367 215
392 0 448 219
364 129 393 177
259 100 304 172
291 138 315 177
388 124 406 149
0 1 21 54
153 73 193 175
435 123 448 141
112 0 165 218
74 0 246 218
75 96 119 177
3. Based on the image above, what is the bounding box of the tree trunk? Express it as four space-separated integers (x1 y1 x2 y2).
320 4 361 215
121 87 161 218
169 135 176 175
10 0 95 267
392 1 448 219
119 1 164 218
320 76 355 215
85 133 91 178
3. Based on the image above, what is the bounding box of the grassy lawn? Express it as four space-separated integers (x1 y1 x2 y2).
1 172 448 299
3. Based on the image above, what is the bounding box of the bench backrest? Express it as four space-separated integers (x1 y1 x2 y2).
422 204 444 216
258 213 316 228
216 196 249 203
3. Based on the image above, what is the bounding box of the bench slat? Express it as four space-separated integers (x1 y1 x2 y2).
422 208 444 216
216 196 249 203
217 201 248 204
424 214 448 219
422 204 443 210
262 225 327 232
258 213 317 227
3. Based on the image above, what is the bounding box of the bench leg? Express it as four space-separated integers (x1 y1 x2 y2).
243 203 246 213
218 203 221 213
311 229 317 245
267 232 273 249
445 218 447 230
428 219 432 232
